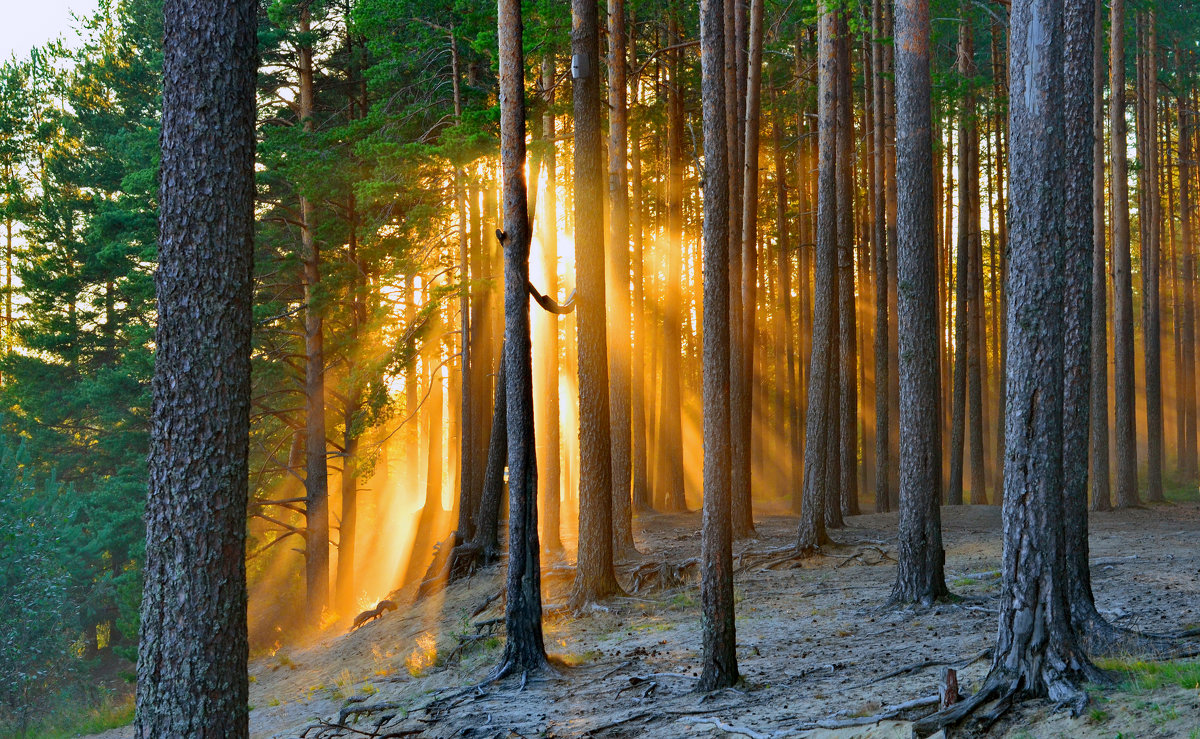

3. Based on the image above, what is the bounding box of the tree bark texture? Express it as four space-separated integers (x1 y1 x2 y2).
136 0 256 732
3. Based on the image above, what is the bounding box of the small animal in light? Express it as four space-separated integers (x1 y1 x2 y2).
350 599 398 632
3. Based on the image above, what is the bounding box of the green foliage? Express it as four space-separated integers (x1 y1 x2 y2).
0 442 78 731
1094 657 1200 693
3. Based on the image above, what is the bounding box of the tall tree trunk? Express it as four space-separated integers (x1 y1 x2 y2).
538 58 564 552
871 0 890 513
607 0 635 552
889 0 948 606
960 17 986 505
698 0 738 689
659 15 686 512
495 0 548 674
136 0 255 730
1091 0 1112 511
949 47 970 507
727 0 749 539
733 0 764 537
629 33 651 514
836 14 859 519
298 7 330 623
797 5 838 554
1140 12 1164 502
1180 90 1197 482
572 0 623 603
454 31 477 551
1111 0 1139 508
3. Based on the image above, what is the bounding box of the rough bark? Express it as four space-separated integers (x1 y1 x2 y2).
572 0 623 603
136 0 256 731
889 0 948 606
797 6 838 554
495 0 548 674
698 0 738 690
1091 0 1112 511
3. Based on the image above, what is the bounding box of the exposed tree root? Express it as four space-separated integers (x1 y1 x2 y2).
853 648 992 688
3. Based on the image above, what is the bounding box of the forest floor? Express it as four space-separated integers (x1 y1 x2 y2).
88 500 1200 739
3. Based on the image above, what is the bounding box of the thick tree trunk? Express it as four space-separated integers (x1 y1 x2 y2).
136 0 255 731
727 0 749 539
607 0 635 552
495 0 548 674
572 0 623 603
698 0 738 690
889 0 947 606
1111 0 1139 508
797 7 838 554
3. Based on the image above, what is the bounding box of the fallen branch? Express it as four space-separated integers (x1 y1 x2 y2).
691 716 769 739
853 648 992 689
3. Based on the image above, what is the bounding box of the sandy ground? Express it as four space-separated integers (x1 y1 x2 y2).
88 502 1200 738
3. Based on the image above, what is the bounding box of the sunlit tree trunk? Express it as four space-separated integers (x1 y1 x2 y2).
136 0 255 730
537 57 564 552
698 0 737 689
1180 89 1197 482
659 15 686 513
629 29 650 514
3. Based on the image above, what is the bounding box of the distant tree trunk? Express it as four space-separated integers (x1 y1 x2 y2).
629 31 650 514
727 0 750 539
948 43 969 507
454 32 477 552
495 0 548 674
473 344 508 561
607 0 635 552
1180 90 1197 482
797 5 838 554
1091 0 1112 511
297 7 330 623
836 14 859 519
698 0 738 690
538 58 564 552
992 21 1008 505
889 0 948 606
572 0 623 603
871 0 890 514
659 16 686 512
774 90 796 505
1111 0 1139 508
1139 12 1164 502
883 0 900 512
136 0 255 730
959 17 986 506
733 0 764 537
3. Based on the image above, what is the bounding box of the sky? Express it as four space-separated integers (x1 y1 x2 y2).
1 0 99 61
